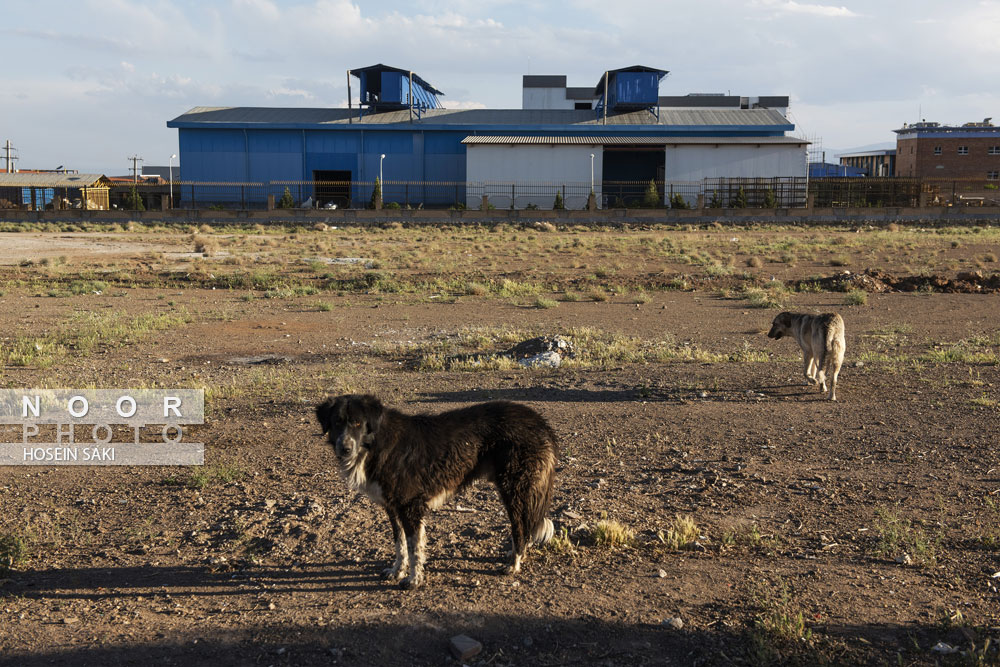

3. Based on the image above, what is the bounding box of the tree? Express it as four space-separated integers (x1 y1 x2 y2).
730 186 747 209
763 188 777 208
370 178 382 209
125 186 145 211
553 190 565 210
278 187 294 209
642 180 661 208
709 190 722 208
670 193 689 209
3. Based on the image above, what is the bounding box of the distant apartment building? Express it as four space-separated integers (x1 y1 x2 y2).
838 149 895 177
894 120 1000 179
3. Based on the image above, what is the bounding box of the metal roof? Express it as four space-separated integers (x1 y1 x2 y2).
461 135 809 145
594 65 669 94
348 64 443 96
836 149 896 158
169 106 792 130
0 173 107 187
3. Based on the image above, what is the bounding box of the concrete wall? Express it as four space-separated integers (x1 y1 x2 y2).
665 144 807 183
663 144 807 206
521 87 576 110
466 144 603 209
5 206 1000 227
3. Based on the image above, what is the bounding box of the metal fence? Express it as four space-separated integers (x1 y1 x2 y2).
104 178 810 211
808 177 923 208
922 178 1000 207
5 177 998 211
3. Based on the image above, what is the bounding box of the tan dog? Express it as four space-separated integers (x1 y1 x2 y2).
767 312 846 400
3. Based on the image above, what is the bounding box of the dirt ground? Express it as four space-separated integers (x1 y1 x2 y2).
0 223 999 666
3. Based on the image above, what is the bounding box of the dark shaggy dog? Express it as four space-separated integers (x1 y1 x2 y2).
316 395 557 589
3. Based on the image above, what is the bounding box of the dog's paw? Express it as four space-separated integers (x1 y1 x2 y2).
382 566 406 581
504 554 523 575
399 574 424 590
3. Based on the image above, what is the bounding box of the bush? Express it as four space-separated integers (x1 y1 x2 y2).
385 201 401 210
0 532 29 574
763 188 777 208
709 190 723 208
124 186 145 211
844 289 867 306
370 178 382 209
278 187 294 209
670 193 690 209
730 187 747 209
642 180 661 208
553 190 565 210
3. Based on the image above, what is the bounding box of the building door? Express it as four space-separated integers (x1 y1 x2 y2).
313 170 352 208
601 148 666 206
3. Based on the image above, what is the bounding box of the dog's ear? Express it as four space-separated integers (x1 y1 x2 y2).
315 396 338 434
358 394 384 446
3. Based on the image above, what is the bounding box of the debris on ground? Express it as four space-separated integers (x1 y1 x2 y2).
449 634 483 661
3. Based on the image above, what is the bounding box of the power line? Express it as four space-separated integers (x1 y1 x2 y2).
2 140 18 173
128 154 144 184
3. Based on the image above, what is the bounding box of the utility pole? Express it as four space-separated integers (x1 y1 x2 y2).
2 140 18 173
128 155 144 184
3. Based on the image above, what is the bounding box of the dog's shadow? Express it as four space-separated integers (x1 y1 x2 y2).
419 385 832 404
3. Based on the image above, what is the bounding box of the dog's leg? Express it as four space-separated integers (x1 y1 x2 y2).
382 509 408 581
399 505 427 590
495 479 528 575
828 341 844 401
816 346 829 394
802 352 817 385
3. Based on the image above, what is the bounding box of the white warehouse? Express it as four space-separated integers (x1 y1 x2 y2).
462 68 807 209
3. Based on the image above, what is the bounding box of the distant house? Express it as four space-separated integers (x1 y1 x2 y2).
0 172 110 210
809 162 866 178
894 120 999 179
838 150 896 177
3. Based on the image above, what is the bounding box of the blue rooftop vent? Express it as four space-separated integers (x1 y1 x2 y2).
348 64 444 120
594 66 669 122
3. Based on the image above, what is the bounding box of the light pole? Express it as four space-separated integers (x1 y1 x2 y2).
379 153 386 186
590 153 595 191
169 153 177 209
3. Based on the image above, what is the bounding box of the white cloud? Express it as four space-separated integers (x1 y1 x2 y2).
267 86 317 101
444 100 487 109
3 0 998 169
761 1 860 17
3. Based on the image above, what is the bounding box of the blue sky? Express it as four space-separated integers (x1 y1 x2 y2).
3 0 999 174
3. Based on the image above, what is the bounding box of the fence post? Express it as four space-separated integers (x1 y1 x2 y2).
267 193 275 211
696 194 705 210
919 190 929 208
806 193 815 210
481 195 489 211
587 191 596 211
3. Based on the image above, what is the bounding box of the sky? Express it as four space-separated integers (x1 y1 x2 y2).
3 0 999 175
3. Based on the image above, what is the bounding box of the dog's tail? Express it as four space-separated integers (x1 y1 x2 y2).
532 517 555 544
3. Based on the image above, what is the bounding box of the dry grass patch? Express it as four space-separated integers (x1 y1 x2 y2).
592 519 635 547
658 514 700 550
0 531 30 574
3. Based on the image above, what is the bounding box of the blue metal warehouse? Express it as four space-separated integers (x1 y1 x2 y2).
166 64 803 208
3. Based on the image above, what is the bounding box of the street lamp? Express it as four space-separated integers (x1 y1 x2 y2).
169 153 177 209
590 153 595 191
379 153 386 186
